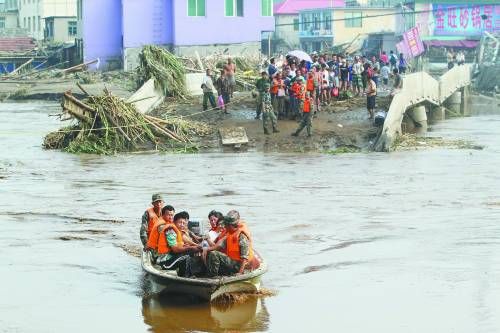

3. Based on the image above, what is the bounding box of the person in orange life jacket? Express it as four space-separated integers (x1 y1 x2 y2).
203 210 255 277
146 205 175 260
292 91 313 137
140 193 164 248
156 211 202 271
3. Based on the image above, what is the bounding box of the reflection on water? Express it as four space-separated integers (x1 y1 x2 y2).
142 294 269 333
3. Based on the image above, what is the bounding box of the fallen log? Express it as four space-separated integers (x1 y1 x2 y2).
61 59 99 74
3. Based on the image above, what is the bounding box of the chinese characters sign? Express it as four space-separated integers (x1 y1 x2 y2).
434 4 500 36
403 27 425 57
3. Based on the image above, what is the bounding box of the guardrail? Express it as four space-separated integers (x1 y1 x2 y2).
374 64 472 152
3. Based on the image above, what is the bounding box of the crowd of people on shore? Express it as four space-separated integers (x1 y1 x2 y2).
201 50 406 137
140 194 260 278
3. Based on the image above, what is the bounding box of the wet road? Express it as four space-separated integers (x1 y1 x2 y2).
1 101 499 332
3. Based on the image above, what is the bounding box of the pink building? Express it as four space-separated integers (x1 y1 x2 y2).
273 0 345 51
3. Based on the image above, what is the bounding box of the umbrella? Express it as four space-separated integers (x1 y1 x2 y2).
287 50 313 63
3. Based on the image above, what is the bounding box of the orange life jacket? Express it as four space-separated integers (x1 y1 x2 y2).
303 98 311 113
157 223 184 254
225 222 254 262
295 84 305 101
306 77 314 91
146 207 160 238
146 217 167 251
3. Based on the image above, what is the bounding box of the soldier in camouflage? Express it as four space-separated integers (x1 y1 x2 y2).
261 83 279 135
255 71 269 120
203 210 252 277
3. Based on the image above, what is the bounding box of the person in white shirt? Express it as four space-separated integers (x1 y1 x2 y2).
380 63 390 89
201 69 217 111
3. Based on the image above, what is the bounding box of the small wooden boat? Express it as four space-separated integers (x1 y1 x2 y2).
141 251 268 301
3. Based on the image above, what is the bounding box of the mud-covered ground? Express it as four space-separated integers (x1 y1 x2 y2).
154 91 391 153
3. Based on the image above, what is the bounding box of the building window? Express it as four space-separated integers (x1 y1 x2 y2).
27 16 30 31
68 21 77 36
345 12 362 28
324 13 331 30
0 18 5 29
23 17 26 28
225 0 243 17
293 18 299 31
261 0 272 16
187 0 205 17
32 15 35 31
47 21 53 37
38 16 40 31
313 12 320 30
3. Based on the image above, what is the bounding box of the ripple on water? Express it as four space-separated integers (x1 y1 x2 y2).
299 260 372 275
319 236 393 252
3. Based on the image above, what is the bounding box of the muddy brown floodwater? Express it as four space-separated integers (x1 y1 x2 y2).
1 100 500 333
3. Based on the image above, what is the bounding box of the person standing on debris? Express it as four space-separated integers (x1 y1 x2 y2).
380 51 389 66
366 73 377 120
389 50 398 71
380 62 390 89
272 73 286 119
224 58 236 97
398 53 407 74
201 69 217 111
292 91 313 137
261 82 280 135
352 56 363 96
140 193 164 248
216 69 230 114
255 71 268 119
391 68 403 95
268 58 278 81
339 58 349 92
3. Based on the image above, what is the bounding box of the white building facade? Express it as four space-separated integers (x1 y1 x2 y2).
18 0 77 40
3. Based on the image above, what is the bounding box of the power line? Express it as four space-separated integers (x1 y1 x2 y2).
274 5 480 27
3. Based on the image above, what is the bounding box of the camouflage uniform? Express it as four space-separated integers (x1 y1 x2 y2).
206 233 250 277
295 112 312 136
255 77 268 119
139 211 150 247
262 91 278 134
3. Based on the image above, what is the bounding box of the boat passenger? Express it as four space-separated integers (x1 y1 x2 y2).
140 193 164 248
156 211 202 272
146 205 175 261
203 210 259 277
206 210 224 245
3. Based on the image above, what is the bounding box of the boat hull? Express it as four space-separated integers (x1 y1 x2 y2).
141 251 267 301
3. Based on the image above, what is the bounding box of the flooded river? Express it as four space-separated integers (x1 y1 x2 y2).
1 100 499 332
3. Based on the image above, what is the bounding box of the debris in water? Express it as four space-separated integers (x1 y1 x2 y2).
43 90 200 154
57 236 89 241
393 134 484 151
213 288 277 306
116 244 142 258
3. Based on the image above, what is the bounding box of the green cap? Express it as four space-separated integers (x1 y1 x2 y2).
221 216 238 227
151 193 164 203
263 82 271 89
